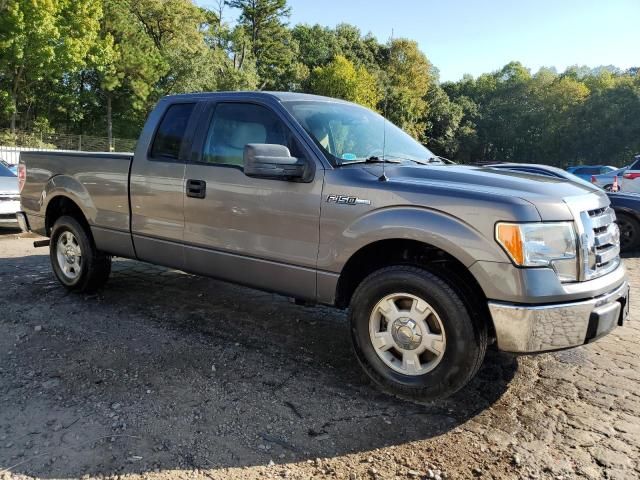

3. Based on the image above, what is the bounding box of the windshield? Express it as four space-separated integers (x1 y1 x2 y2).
283 101 435 166
0 164 15 177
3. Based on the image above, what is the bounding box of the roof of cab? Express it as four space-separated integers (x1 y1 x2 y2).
162 91 352 104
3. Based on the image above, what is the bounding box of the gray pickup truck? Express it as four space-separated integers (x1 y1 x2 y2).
17 92 630 400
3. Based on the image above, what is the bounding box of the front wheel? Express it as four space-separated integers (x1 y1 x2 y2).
349 266 487 401
50 215 112 292
617 213 640 252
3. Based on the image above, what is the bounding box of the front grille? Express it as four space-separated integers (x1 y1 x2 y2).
581 206 620 280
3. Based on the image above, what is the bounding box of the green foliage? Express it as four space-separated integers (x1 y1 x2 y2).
225 0 301 90
0 0 103 130
434 63 640 166
292 24 339 69
0 0 637 165
307 55 381 109
381 39 434 141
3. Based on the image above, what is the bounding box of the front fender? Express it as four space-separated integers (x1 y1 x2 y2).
319 206 509 272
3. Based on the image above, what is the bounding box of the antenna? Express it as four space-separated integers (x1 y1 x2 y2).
379 28 393 182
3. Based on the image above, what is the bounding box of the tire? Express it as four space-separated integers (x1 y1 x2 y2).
349 265 487 401
50 215 111 292
617 213 640 253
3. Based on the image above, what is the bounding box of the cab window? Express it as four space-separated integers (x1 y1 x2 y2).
150 103 196 160
201 103 303 167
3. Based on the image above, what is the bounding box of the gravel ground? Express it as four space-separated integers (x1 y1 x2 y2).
0 227 638 480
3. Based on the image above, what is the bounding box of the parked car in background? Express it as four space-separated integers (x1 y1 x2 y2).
567 165 617 182
622 155 640 194
487 163 640 252
0 162 19 227
592 166 628 191
0 159 17 176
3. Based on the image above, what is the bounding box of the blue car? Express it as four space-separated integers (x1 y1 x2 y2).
0 159 17 175
566 165 618 182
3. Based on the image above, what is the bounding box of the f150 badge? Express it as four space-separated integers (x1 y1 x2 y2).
326 194 371 205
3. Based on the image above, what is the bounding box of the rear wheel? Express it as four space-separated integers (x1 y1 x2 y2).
50 216 111 292
617 213 640 252
349 265 487 401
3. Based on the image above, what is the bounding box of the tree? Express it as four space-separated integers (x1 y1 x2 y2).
225 0 300 89
307 55 381 109
382 39 433 140
0 0 102 131
333 24 381 71
292 24 338 69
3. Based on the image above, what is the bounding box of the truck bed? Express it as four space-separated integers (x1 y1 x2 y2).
20 150 133 236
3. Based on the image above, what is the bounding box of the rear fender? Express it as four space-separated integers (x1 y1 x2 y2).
43 175 97 225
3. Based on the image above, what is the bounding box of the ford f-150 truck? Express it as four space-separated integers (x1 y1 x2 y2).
17 92 630 400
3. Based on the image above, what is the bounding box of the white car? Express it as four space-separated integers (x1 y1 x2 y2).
592 166 628 191
0 163 20 226
622 155 640 193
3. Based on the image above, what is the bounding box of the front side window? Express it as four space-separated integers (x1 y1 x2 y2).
283 100 435 166
150 103 196 160
202 103 301 167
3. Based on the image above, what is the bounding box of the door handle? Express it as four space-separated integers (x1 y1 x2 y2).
186 179 206 199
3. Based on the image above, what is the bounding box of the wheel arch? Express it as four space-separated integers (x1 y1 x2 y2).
45 195 91 237
614 206 640 222
43 175 96 236
334 238 495 338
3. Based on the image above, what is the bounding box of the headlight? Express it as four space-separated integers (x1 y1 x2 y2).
496 222 578 282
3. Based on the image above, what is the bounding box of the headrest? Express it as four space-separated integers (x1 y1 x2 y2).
227 122 267 149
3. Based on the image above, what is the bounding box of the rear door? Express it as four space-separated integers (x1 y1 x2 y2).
623 157 640 193
182 99 325 300
130 100 200 269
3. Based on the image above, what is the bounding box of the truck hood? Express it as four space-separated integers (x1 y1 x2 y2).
362 164 608 220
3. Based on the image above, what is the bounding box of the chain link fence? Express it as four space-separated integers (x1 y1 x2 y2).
0 129 137 165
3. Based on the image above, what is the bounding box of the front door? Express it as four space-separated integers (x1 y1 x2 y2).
183 101 324 300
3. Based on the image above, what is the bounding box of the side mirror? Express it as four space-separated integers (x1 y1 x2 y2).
243 144 309 181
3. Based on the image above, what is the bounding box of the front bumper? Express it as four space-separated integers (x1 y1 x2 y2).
0 200 20 225
489 281 629 353
0 214 18 224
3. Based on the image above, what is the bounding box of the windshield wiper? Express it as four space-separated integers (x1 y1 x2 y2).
339 156 403 166
377 154 440 165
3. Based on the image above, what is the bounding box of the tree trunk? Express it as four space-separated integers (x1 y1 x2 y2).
106 93 113 152
11 66 24 134
10 91 17 133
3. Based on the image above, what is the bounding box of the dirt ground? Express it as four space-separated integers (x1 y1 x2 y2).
0 226 638 480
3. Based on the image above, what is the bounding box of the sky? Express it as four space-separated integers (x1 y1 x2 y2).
199 0 639 82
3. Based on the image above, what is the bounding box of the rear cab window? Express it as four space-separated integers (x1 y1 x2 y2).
150 103 196 160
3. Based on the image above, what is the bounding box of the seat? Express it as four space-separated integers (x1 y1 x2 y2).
206 121 267 166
